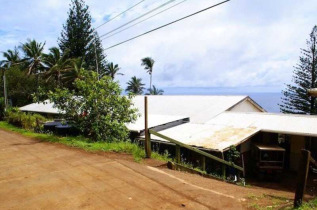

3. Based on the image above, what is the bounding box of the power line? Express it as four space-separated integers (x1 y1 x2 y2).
95 0 146 30
104 0 230 50
99 0 177 39
101 0 188 41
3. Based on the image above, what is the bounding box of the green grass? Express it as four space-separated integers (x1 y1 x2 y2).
295 198 317 210
0 121 171 162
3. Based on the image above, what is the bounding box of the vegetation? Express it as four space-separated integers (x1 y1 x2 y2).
280 26 317 114
4 108 47 130
126 76 145 95
147 85 164 95
105 62 123 80
59 0 106 73
35 71 138 142
141 57 155 91
0 121 170 162
0 97 4 120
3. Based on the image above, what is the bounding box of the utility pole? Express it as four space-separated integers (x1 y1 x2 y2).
94 40 99 80
3 71 8 110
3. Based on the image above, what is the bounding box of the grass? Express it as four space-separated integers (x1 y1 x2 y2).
0 121 171 163
293 198 317 210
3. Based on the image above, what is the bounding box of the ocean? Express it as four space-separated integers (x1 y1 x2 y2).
162 87 282 113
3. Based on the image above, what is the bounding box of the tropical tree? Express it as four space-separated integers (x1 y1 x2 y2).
146 85 164 95
61 58 86 86
59 0 106 72
104 62 123 80
37 70 138 142
20 39 45 75
0 48 20 69
42 47 72 86
280 26 317 114
126 76 145 95
141 57 155 90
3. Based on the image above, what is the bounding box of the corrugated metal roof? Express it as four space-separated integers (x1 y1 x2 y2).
206 112 317 137
19 100 62 114
132 95 251 123
126 114 188 132
20 95 254 122
148 123 260 151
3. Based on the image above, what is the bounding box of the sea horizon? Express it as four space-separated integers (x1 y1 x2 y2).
161 87 282 113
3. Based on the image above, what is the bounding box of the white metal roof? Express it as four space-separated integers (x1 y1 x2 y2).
149 123 260 151
206 112 317 137
126 114 188 132
19 100 62 114
132 95 255 123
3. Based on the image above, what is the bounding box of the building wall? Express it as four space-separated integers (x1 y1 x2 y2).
289 135 306 171
230 99 263 113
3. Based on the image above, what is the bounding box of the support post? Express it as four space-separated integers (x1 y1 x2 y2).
144 96 151 158
201 156 206 171
242 153 246 177
222 152 226 180
294 149 311 208
175 145 181 163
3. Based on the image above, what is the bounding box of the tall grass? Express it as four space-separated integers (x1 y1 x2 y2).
0 121 171 162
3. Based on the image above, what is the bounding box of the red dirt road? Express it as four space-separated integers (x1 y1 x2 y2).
0 129 296 209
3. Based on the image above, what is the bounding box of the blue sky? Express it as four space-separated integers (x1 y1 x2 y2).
0 0 317 92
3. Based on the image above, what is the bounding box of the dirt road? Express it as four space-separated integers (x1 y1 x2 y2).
0 129 295 209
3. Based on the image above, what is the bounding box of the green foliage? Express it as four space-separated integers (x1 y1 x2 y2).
146 85 164 95
226 145 240 163
105 62 123 80
126 76 145 95
59 0 106 72
36 70 138 142
4 108 47 130
20 39 46 75
0 97 5 120
0 121 169 163
141 57 155 90
280 25 317 115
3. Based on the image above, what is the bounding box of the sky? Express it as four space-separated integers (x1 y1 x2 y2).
0 0 317 93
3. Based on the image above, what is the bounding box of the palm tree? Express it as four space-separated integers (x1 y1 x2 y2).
146 85 164 95
0 48 20 108
61 58 86 86
43 47 72 86
0 48 20 68
20 39 45 75
126 76 145 95
104 62 123 80
141 57 155 91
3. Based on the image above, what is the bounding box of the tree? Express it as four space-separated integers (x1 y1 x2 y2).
141 57 155 90
0 48 20 68
147 85 164 95
59 0 106 72
280 26 317 115
20 39 46 75
105 62 123 80
61 58 86 87
126 76 145 95
43 47 72 86
38 70 138 142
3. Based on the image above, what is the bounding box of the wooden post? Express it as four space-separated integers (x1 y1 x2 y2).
201 156 206 171
222 152 226 180
294 149 311 208
175 145 181 163
241 153 246 177
144 96 151 158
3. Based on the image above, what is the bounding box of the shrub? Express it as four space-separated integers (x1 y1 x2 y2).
5 107 47 130
35 70 138 142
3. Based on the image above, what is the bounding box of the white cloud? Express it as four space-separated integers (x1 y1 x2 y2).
0 0 316 92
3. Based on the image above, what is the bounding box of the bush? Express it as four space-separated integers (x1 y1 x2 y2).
5 107 47 130
35 70 138 142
